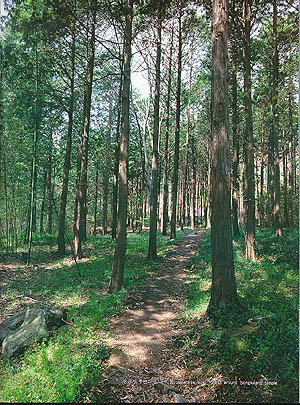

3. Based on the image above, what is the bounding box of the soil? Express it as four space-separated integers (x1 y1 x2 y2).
95 229 210 403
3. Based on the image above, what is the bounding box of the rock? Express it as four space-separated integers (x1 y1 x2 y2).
0 325 10 346
2 309 49 357
174 393 188 403
0 311 27 345
44 308 66 329
1 307 67 357
1 311 26 330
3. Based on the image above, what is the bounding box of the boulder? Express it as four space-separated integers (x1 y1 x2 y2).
1 311 26 330
1 307 66 357
0 311 27 345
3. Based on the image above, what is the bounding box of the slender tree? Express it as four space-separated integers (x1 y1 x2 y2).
170 9 182 239
271 0 282 236
242 0 256 261
148 1 162 260
73 3 96 259
231 36 240 236
102 94 112 235
57 17 76 255
160 24 174 236
109 0 133 292
208 0 238 311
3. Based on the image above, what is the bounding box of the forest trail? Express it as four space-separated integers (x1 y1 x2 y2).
99 229 206 403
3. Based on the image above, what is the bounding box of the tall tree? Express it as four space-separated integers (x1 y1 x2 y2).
208 0 238 311
111 55 124 240
102 94 112 235
170 8 182 239
108 0 133 292
271 0 282 236
73 2 96 259
148 1 162 260
57 15 76 255
27 21 40 264
242 0 256 261
160 24 173 235
231 34 240 236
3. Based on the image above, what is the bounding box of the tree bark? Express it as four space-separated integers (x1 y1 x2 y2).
170 11 182 239
111 66 123 240
57 22 76 254
231 39 240 236
243 0 256 261
109 0 133 292
40 167 47 234
208 0 238 312
27 41 39 265
161 24 174 236
73 6 96 259
102 95 112 234
46 132 53 234
271 0 282 236
190 132 196 228
148 3 162 260
93 161 99 235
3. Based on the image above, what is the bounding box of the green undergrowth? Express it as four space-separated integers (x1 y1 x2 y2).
0 228 187 403
183 228 298 403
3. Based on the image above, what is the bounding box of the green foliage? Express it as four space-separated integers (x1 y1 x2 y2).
182 229 298 403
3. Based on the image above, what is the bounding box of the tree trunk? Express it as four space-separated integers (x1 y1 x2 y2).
111 68 123 240
170 11 182 239
109 0 133 292
259 118 265 226
181 48 193 230
93 161 99 235
46 132 53 234
190 132 196 229
73 6 96 259
288 87 295 223
148 4 162 260
231 39 240 236
27 40 39 265
40 166 47 233
102 95 112 235
161 25 174 236
282 133 289 228
57 24 75 254
243 0 256 261
271 0 282 236
208 0 238 312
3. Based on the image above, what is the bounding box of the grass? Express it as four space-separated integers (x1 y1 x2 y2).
0 228 188 403
183 227 299 403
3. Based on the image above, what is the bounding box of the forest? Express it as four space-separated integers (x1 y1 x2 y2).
0 0 298 403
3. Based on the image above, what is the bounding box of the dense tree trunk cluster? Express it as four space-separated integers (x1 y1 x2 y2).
0 0 298 295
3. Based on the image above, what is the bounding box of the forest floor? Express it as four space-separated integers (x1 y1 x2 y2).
95 229 213 403
0 227 298 403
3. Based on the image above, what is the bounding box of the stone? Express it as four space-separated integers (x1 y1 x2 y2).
0 311 27 345
1 307 67 357
0 325 10 346
2 309 49 357
1 311 26 330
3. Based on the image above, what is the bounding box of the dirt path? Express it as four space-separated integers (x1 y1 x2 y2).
98 229 206 403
